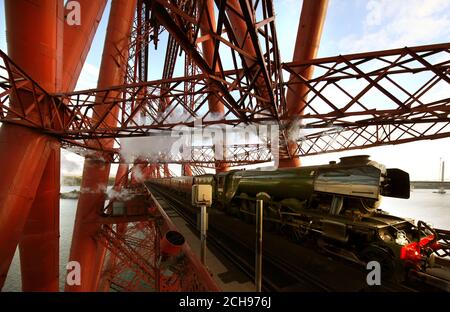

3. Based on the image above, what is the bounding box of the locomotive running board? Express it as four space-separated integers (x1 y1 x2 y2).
409 265 450 292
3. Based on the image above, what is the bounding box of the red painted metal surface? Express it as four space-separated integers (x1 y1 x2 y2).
147 188 220 291
62 0 107 92
279 0 328 168
5 0 62 91
60 43 449 163
115 164 130 189
17 0 107 292
0 126 60 290
198 0 227 172
1 42 448 167
0 0 449 292
98 163 129 291
0 0 63 291
183 164 193 176
66 0 137 292
198 0 224 117
95 183 220 292
19 146 60 291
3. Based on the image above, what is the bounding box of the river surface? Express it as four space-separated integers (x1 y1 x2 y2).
2 187 449 291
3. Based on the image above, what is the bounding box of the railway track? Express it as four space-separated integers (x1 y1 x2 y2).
148 185 299 291
146 183 417 292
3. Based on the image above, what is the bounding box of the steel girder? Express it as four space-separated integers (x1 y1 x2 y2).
0 30 449 166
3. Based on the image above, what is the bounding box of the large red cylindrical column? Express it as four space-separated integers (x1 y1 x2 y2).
152 165 157 179
67 157 111 292
225 0 258 64
285 0 329 116
279 0 328 168
114 163 130 190
19 147 60 291
62 0 107 92
198 0 228 173
163 164 170 177
66 0 137 292
4 0 62 91
0 127 59 290
0 0 62 291
17 0 107 292
198 0 224 116
182 164 193 176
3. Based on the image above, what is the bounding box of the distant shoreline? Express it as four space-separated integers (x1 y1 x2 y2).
411 181 450 189
60 190 80 199
62 176 115 186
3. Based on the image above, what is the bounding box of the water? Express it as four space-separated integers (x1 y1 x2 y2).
2 188 449 291
380 189 450 229
3 197 77 292
61 185 81 193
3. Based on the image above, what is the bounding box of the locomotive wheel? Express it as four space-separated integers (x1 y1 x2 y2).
360 244 396 281
240 199 253 224
263 207 276 232
263 220 275 232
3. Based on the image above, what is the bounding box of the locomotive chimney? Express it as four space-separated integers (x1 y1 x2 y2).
339 155 370 165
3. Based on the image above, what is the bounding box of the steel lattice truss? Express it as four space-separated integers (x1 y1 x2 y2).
97 217 216 291
283 44 450 155
0 0 449 166
97 222 161 291
115 143 274 167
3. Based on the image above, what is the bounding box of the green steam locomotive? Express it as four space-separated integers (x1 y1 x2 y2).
150 155 441 278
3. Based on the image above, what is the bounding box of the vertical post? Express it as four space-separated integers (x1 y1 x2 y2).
192 184 211 265
200 205 208 265
439 160 446 194
155 222 161 291
255 199 263 292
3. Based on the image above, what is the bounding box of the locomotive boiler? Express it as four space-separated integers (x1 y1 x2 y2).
213 155 409 214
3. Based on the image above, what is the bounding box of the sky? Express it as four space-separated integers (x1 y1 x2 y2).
0 0 449 180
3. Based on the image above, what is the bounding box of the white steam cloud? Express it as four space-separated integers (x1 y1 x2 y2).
107 188 134 201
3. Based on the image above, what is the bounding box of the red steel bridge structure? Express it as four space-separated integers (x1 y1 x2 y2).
0 0 448 291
